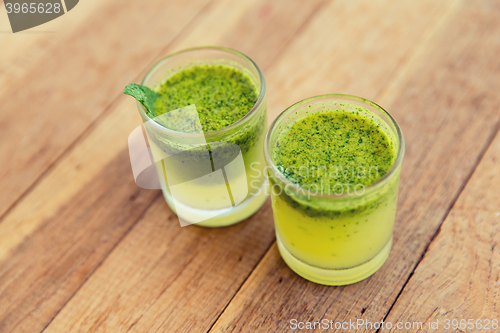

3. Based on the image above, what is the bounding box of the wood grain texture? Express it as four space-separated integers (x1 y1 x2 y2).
383 130 500 331
169 0 329 72
1 0 498 332
43 198 275 333
0 0 117 88
40 0 460 332
0 99 143 263
0 0 211 219
0 0 327 332
264 0 456 120
209 0 500 332
0 150 159 333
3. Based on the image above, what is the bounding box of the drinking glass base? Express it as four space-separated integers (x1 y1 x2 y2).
163 181 268 227
277 235 392 286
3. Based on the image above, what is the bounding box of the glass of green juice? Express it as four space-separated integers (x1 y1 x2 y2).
137 47 268 227
264 94 404 285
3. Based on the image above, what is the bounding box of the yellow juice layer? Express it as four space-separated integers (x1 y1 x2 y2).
152 135 267 211
149 125 267 226
269 106 401 271
271 173 399 270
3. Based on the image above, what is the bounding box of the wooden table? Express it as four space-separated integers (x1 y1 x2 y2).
1 0 499 332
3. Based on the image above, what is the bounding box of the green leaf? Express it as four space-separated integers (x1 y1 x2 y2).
123 83 158 117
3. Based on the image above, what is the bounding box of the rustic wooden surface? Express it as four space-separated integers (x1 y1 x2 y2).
0 0 499 332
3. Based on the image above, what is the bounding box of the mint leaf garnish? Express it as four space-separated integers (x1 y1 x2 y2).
123 83 158 117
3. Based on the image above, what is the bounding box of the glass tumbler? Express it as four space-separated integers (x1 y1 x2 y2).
138 47 268 227
264 94 404 285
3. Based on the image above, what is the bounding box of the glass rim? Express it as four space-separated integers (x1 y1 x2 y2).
264 94 405 200
137 46 266 139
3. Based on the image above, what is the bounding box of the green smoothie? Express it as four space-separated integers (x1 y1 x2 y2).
153 65 258 132
267 97 403 285
126 62 268 227
273 110 396 193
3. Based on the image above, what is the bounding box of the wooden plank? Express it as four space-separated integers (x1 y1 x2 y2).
0 0 116 88
169 0 328 71
208 0 500 332
0 99 142 263
383 129 500 330
264 0 457 120
43 198 276 333
39 0 459 332
0 0 211 219
0 150 159 333
0 0 327 332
